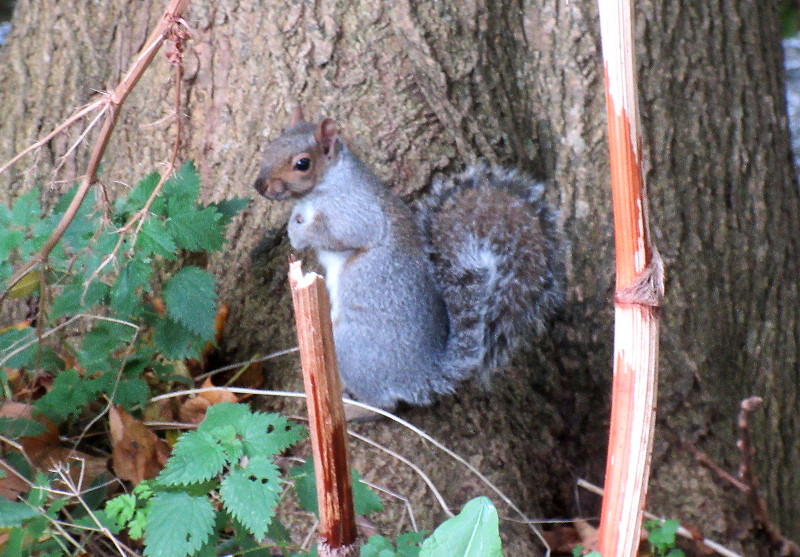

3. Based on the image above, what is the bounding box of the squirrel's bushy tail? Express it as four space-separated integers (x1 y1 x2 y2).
415 165 565 384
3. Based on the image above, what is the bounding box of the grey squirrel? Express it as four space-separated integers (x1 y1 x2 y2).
253 113 565 409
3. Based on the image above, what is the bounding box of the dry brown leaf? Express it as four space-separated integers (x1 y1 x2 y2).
1 402 107 498
109 405 169 485
541 525 582 554
179 396 211 425
179 378 238 425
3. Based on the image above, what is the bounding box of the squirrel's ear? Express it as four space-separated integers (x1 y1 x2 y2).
315 118 340 159
290 105 305 127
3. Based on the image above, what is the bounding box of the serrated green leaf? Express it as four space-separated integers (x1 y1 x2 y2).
111 377 150 410
240 411 305 458
353 469 383 515
163 266 217 338
220 456 281 540
0 417 46 439
50 280 110 318
34 369 101 422
105 494 137 527
419 497 502 557
157 429 229 485
266 517 292 545
78 321 135 372
136 216 178 259
396 531 426 557
289 459 379 517
110 259 153 317
167 204 225 252
119 172 167 218
209 197 250 226
0 499 40 527
290 459 317 515
152 317 206 360
10 188 40 227
53 187 99 251
144 491 215 557
197 402 250 432
162 161 201 207
78 321 136 372
361 536 395 557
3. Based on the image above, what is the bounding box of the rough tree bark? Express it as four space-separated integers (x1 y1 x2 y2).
0 0 797 553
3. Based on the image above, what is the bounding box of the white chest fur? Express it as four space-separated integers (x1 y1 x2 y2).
317 250 349 322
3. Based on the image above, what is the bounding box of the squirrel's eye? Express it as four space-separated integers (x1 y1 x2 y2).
294 157 311 171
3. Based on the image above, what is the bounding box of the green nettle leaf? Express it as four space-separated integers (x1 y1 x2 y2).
210 197 250 226
152 317 206 360
290 459 380 517
110 259 153 316
238 411 306 458
197 402 251 431
162 161 201 206
353 469 383 516
50 280 111 318
163 266 217 338
0 499 40 527
167 204 225 252
156 429 229 486
144 492 215 557
105 494 137 527
396 531 427 557
136 216 178 259
0 417 46 439
361 536 395 557
120 172 166 218
111 377 151 410
34 369 102 422
10 188 40 227
419 497 502 557
220 456 282 540
291 460 317 515
78 322 136 372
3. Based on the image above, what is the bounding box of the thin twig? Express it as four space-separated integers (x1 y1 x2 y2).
347 428 452 518
737 397 800 556
0 313 139 369
0 99 105 176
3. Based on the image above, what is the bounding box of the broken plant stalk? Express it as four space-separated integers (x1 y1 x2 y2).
595 1 664 556
289 260 358 556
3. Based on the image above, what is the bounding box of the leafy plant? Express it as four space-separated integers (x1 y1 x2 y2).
643 519 685 557
105 403 306 556
0 161 248 425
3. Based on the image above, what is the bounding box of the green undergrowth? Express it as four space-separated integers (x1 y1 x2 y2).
0 163 504 556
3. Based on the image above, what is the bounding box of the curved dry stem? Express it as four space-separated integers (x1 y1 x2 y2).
0 0 191 305
0 99 105 176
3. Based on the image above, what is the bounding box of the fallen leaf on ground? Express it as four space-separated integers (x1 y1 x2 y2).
179 377 239 425
109 405 169 484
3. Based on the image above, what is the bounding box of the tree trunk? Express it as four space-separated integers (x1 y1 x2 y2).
0 0 797 553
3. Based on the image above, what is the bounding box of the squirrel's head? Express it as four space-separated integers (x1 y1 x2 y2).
253 109 343 200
